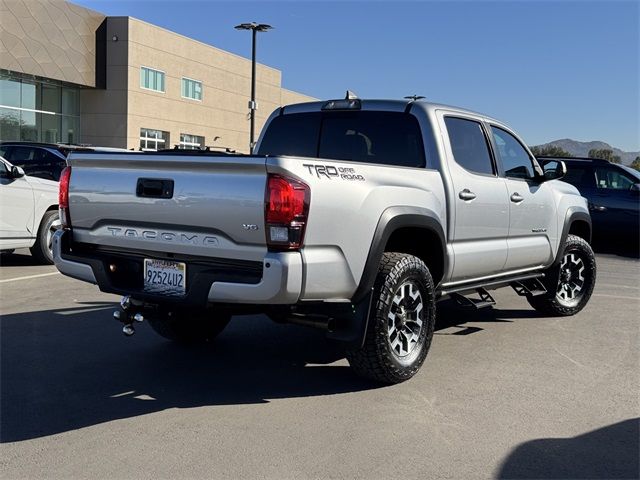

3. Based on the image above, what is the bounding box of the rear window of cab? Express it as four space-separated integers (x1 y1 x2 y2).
257 111 426 168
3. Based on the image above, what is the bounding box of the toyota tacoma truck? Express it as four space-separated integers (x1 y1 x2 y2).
52 96 596 384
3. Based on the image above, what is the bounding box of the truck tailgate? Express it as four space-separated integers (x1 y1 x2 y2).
67 153 268 262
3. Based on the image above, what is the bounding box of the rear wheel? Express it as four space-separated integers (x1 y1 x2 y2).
30 210 60 265
148 309 231 343
347 252 436 384
528 234 596 316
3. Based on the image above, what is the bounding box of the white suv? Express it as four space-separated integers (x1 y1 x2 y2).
0 156 59 264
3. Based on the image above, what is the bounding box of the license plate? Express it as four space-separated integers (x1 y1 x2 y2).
143 259 186 296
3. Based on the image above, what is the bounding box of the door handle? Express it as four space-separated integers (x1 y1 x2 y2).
510 192 524 203
589 202 607 212
459 189 476 201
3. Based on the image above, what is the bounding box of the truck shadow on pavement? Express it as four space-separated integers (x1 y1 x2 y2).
497 418 640 479
1 300 544 443
0 304 374 443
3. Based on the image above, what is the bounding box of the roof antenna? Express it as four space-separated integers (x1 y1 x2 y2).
345 90 359 100
404 95 425 102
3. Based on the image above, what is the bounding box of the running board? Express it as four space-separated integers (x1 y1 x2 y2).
511 278 548 298
439 272 545 297
451 287 496 310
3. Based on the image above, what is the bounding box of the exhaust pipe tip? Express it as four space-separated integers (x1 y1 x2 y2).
122 324 135 336
113 310 122 321
133 313 144 323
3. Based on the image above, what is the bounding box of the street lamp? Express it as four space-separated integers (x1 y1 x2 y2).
234 22 273 153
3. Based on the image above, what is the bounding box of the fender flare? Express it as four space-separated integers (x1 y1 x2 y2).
328 206 446 348
351 206 447 304
553 207 592 266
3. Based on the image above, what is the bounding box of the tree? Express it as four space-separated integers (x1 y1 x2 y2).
631 156 640 171
588 148 621 163
530 145 571 157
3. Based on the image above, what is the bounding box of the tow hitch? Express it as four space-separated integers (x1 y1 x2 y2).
114 295 145 336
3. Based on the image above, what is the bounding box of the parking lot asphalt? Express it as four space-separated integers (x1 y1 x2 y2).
1 249 638 480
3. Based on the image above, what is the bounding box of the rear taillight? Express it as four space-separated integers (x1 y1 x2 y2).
265 173 310 251
59 166 71 228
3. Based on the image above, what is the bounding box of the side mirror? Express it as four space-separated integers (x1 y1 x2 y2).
631 183 640 195
11 166 25 178
539 159 567 182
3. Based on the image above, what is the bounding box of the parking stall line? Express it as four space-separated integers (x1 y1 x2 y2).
0 272 60 284
592 293 639 301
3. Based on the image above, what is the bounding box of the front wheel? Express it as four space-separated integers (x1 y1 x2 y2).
346 252 436 384
528 234 596 316
148 309 231 343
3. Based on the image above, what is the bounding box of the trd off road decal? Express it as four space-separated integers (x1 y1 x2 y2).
302 163 365 181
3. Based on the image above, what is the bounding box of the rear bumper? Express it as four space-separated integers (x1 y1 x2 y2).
52 230 302 306
52 230 98 284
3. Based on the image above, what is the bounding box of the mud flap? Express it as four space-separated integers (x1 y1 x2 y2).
325 291 374 348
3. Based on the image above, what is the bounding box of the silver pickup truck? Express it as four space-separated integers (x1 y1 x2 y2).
53 96 596 383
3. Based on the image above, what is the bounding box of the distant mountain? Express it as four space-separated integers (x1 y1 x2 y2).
533 139 639 165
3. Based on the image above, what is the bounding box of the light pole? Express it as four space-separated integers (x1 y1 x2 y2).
234 22 273 153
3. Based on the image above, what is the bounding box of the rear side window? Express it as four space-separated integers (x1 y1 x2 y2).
594 166 636 190
444 117 494 175
258 111 425 168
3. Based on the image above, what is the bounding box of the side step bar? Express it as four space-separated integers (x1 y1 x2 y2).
451 287 496 310
439 272 545 297
511 278 548 297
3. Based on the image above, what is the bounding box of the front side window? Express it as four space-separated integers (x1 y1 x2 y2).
491 126 535 180
0 160 9 178
594 166 637 190
7 146 37 163
140 128 170 151
181 78 202 101
140 67 165 93
179 133 204 150
561 164 595 189
444 117 494 175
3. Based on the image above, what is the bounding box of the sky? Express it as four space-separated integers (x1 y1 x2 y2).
75 0 639 152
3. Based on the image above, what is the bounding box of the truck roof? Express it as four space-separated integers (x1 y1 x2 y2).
281 98 503 124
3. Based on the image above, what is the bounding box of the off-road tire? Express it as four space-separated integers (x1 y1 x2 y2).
30 210 59 265
527 234 596 316
347 252 436 384
148 309 231 343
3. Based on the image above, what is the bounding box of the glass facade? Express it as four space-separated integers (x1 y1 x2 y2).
140 67 165 92
0 74 81 143
140 128 170 151
181 78 202 101
179 133 204 149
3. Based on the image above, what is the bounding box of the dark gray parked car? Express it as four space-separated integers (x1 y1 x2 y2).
539 157 640 246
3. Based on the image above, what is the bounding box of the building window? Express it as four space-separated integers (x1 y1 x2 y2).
0 73 81 143
140 67 165 93
179 133 204 150
181 78 202 101
140 128 169 151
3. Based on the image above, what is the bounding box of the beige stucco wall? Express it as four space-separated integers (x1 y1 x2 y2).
0 0 105 87
124 17 315 153
80 16 128 147
1 1 315 151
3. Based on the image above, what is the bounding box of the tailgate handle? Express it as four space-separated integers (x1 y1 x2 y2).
136 178 174 199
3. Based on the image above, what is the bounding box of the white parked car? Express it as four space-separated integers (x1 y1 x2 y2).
0 156 59 264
